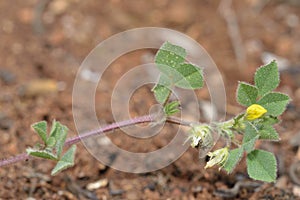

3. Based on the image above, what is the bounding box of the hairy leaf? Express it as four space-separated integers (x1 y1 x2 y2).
31 121 48 144
223 148 243 173
254 61 279 97
237 82 258 106
257 92 290 116
246 149 277 182
51 145 76 176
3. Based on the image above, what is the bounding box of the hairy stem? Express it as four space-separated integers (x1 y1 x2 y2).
0 115 193 167
65 115 153 146
166 116 193 127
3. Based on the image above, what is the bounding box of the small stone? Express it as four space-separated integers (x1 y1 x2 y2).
0 70 16 84
49 0 69 15
293 185 300 197
18 79 65 97
86 178 108 190
0 112 13 130
192 186 203 193
275 175 288 189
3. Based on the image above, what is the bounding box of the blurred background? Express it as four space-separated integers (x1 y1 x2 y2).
1 0 300 199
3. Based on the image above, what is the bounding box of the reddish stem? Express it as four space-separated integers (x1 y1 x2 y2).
0 115 154 167
0 115 192 167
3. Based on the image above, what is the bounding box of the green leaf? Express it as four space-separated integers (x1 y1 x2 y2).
51 145 76 176
26 148 57 160
173 63 203 89
242 123 259 153
259 125 280 141
50 121 68 157
257 92 290 116
254 61 279 97
152 74 172 104
246 149 277 182
46 136 56 147
164 101 180 116
258 116 280 125
49 120 58 137
31 121 48 144
237 82 258 106
153 42 204 104
223 148 243 173
155 41 186 70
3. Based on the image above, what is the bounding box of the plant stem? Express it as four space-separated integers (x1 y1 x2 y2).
0 115 194 167
65 115 154 146
0 153 29 167
166 116 193 127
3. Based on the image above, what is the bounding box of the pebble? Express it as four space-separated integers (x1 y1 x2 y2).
0 112 13 130
18 79 65 97
86 178 108 190
0 69 16 84
49 0 69 15
275 175 289 189
192 186 203 193
293 185 300 197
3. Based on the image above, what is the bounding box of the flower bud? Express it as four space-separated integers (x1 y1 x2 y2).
205 147 229 169
246 104 267 121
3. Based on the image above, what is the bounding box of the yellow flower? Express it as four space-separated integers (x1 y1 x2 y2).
205 147 229 170
246 104 267 120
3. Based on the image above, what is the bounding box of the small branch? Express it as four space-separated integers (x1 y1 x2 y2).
166 116 193 127
0 114 196 167
0 153 29 167
65 115 154 146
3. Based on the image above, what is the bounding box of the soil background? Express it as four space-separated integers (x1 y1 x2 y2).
1 0 300 199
